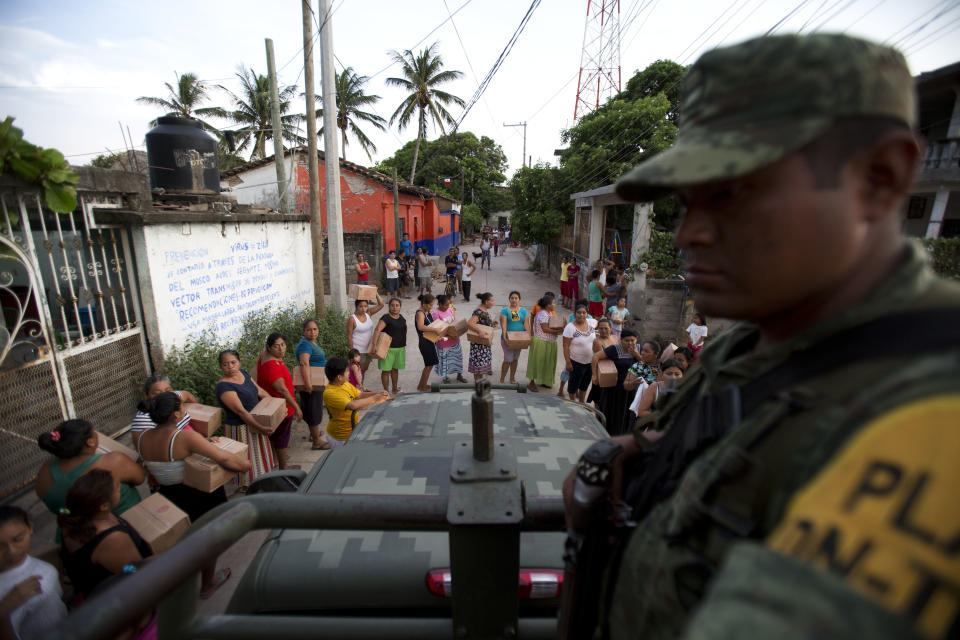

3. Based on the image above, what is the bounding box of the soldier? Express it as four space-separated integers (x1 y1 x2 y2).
562 34 960 639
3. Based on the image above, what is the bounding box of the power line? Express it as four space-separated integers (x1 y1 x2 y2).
883 0 954 44
765 0 814 35
892 0 960 49
812 0 863 32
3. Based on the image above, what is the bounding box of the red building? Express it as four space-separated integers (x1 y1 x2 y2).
220 148 461 255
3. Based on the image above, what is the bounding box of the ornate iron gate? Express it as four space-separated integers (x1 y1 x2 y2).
0 185 149 499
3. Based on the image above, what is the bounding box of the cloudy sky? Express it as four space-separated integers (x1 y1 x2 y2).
1 0 958 180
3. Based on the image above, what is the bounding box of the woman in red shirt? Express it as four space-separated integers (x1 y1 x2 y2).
355 252 370 283
256 333 303 470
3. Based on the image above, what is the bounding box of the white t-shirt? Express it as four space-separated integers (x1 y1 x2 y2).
0 555 67 640
562 318 598 364
481 240 491 251
462 261 473 281
687 323 708 346
385 258 399 279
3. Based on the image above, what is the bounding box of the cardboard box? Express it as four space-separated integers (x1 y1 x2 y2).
661 343 678 362
467 324 495 346
183 438 249 493
250 397 286 429
96 432 138 463
597 359 618 388
423 319 450 343
548 313 567 330
292 366 328 390
369 332 392 359
504 331 532 349
348 284 378 301
183 404 222 437
121 493 190 554
449 318 469 337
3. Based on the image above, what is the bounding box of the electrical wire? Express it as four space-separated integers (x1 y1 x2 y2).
765 0 813 35
812 0 863 32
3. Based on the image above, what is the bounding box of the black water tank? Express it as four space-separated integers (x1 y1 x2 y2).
145 116 220 193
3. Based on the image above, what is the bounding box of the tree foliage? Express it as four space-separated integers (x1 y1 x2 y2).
508 163 571 245
136 72 226 132
621 60 685 124
375 132 512 215
0 117 78 213
924 237 960 280
220 66 305 160
385 42 465 182
316 67 386 163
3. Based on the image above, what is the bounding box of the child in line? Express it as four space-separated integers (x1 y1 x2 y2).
607 296 631 336
347 349 366 391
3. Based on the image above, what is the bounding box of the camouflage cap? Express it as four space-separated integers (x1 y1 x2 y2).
615 33 917 202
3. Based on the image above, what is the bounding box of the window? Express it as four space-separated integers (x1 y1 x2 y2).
907 196 926 219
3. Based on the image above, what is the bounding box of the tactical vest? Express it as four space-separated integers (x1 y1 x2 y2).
602 280 960 640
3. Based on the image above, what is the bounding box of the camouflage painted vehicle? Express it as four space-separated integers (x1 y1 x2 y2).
227 389 607 623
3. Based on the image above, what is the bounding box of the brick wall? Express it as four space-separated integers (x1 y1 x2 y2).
638 279 733 347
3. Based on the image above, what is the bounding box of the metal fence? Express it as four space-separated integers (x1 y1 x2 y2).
0 185 149 498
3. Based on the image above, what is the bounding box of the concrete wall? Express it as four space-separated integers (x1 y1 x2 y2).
135 218 314 353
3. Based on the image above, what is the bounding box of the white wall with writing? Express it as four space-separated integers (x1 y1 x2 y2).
142 220 314 351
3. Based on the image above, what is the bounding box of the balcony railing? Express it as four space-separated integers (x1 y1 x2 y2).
920 137 960 180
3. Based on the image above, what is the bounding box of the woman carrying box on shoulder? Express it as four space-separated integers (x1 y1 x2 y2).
498 291 530 384
137 392 248 599
257 333 303 470
215 349 277 489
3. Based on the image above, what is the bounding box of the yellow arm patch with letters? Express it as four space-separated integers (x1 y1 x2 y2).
767 394 960 640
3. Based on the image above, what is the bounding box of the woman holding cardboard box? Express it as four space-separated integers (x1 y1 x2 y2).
432 295 467 384
372 298 407 394
257 333 303 470
36 419 144 528
525 295 564 392
590 329 641 436
129 375 197 446
215 350 278 488
137 391 248 598
498 291 530 384
346 295 385 378
414 294 440 392
297 319 335 451
467 292 497 381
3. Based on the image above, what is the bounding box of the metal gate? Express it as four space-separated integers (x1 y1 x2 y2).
0 184 149 499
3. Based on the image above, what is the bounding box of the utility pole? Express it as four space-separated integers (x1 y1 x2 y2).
318 0 347 310
301 0 324 315
392 167 401 253
503 122 527 168
264 39 289 213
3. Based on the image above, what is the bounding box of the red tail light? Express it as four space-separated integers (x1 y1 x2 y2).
426 569 563 599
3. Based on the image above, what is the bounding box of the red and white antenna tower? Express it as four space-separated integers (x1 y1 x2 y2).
574 0 621 120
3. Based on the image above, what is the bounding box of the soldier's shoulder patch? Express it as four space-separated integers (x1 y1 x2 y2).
767 394 960 640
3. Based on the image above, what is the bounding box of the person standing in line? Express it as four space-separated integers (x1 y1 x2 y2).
371 298 407 394
346 349 366 391
384 250 400 295
323 358 390 448
414 294 440 392
587 270 605 318
297 318 333 451
567 260 581 304
215 349 277 489
586 317 618 407
0 506 67 640
604 272 625 310
397 250 412 299
630 358 685 420
432 295 468 383
443 248 459 296
467 292 497 381
129 375 196 447
354 252 370 284
625 339 663 397
399 232 413 260
590 328 641 436
607 296 631 337
526 295 564 392
686 312 708 361
560 257 571 308
461 251 476 303
256 332 302 470
346 294 385 381
563 303 599 403
416 247 433 296
480 236 492 270
492 234 500 260
498 291 531 384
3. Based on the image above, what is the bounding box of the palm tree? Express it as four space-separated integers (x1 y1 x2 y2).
136 72 226 131
220 66 306 161
316 67 387 163
385 42 465 182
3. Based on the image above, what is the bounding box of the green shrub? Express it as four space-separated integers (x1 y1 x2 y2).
924 237 960 280
627 229 682 280
160 303 351 406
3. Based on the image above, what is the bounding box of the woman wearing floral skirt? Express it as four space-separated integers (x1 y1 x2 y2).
467 292 496 380
215 349 277 490
433 295 467 383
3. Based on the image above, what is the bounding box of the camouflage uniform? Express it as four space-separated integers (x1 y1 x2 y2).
602 34 960 640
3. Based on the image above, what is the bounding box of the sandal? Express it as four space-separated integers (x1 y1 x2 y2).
311 441 332 451
200 567 232 600
527 382 539 392
456 375 468 383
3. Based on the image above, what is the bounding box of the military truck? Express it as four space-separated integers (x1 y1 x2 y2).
47 383 606 640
